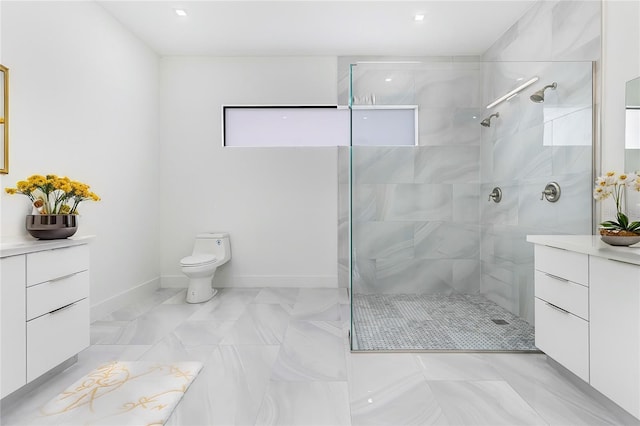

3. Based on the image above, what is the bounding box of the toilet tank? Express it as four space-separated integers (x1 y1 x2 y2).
193 232 231 263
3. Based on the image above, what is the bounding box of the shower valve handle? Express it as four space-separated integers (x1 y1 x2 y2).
540 182 561 202
488 187 502 203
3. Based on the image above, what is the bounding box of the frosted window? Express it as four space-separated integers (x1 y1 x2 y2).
351 107 417 146
224 107 349 147
223 106 417 147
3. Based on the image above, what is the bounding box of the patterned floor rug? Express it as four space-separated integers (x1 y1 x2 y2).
27 361 202 425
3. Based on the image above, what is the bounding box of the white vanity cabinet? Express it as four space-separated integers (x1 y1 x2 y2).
0 239 91 399
0 255 27 398
533 245 589 381
590 256 640 418
528 235 640 420
25 245 90 381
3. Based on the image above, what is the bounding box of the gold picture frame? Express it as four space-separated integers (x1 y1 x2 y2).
0 64 8 174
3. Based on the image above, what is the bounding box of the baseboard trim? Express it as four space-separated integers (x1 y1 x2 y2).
90 277 160 322
160 274 338 289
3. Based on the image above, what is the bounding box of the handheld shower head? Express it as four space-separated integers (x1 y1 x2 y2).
530 82 557 103
480 112 499 127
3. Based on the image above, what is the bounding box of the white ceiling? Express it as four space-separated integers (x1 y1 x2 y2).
97 1 537 56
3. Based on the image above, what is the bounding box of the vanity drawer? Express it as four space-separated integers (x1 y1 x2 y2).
26 298 89 382
26 271 89 321
534 245 588 286
535 297 589 382
26 245 89 286
535 270 588 320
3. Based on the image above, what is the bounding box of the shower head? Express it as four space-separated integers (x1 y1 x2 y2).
530 82 557 103
480 112 499 127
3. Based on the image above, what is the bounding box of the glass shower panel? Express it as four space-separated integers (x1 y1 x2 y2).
348 60 593 352
479 61 594 327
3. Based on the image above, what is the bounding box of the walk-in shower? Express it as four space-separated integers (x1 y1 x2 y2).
344 60 594 351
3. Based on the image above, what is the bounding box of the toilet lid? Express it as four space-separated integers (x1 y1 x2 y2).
180 254 217 266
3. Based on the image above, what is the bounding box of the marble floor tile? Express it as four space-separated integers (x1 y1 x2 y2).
271 321 347 381
112 303 201 345
350 374 448 426
169 344 280 426
340 303 351 323
428 380 547 425
4 287 639 426
172 319 235 347
256 381 351 426
414 353 503 381
348 353 448 425
292 288 343 320
97 288 182 321
488 353 640 425
254 287 300 305
89 320 130 344
221 304 291 345
214 288 262 304
136 332 214 364
348 353 423 397
188 288 261 321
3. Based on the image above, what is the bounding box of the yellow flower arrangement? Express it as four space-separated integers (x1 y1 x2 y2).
5 174 100 215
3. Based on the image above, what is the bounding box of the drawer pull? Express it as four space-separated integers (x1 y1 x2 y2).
543 245 566 251
48 272 79 283
544 272 569 283
545 302 570 314
49 302 77 315
607 258 636 266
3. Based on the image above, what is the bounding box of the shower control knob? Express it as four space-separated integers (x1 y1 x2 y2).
488 187 502 203
540 182 561 202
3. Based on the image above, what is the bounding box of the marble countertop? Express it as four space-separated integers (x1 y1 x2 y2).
526 234 640 266
0 234 95 258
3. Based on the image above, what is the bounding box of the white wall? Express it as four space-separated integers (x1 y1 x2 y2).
601 0 640 172
0 2 160 318
159 56 339 288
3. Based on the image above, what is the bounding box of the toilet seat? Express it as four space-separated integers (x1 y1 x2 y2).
180 254 217 267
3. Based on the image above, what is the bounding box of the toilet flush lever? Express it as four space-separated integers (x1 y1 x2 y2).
541 182 561 202
488 187 502 203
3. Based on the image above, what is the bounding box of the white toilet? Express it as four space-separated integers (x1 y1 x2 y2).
180 232 231 303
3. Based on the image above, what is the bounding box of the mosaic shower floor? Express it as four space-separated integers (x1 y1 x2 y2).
351 293 537 351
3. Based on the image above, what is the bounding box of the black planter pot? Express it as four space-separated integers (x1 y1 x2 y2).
26 214 78 240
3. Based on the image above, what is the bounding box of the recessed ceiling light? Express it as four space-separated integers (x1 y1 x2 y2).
414 14 425 21
174 8 188 17
385 78 393 82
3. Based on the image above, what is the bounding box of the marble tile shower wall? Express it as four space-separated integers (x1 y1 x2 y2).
479 0 600 324
343 64 483 297
337 147 350 290
482 1 601 63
